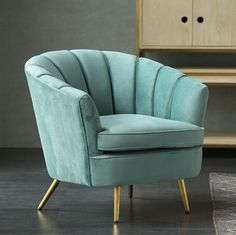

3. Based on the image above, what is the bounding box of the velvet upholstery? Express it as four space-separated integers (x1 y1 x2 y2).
90 147 202 187
25 49 208 187
99 114 204 151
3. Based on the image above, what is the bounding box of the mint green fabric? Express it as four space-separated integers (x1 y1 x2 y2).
153 66 184 119
135 57 208 126
102 51 137 114
25 55 65 81
98 114 204 151
171 77 209 126
136 58 163 115
41 50 88 92
71 50 113 115
25 49 208 187
25 72 101 186
90 147 202 186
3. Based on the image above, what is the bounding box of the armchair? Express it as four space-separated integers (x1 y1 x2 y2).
25 49 208 222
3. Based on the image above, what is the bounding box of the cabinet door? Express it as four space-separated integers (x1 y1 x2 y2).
141 0 192 47
193 0 236 46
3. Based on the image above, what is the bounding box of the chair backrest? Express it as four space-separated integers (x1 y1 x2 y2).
25 49 208 126
25 50 137 116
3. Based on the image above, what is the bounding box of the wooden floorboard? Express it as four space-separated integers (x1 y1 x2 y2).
1 148 234 234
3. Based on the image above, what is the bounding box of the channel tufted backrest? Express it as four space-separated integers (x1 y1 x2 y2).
136 57 185 118
136 57 208 126
25 50 139 115
25 50 208 126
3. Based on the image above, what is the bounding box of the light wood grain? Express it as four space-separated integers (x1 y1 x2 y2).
180 68 236 75
140 46 236 51
204 133 236 148
179 68 236 86
140 0 236 49
136 0 141 56
141 0 192 47
193 0 236 46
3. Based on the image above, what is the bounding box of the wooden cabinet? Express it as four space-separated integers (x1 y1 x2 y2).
193 0 236 46
137 0 236 148
142 0 192 46
140 0 236 49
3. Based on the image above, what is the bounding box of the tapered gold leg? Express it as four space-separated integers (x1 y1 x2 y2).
129 185 133 199
38 179 60 210
178 179 190 214
114 186 121 223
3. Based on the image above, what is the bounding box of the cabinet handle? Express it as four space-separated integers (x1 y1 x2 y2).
181 16 188 23
197 16 204 23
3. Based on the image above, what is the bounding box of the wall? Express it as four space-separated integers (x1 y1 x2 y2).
1 0 236 147
0 0 136 147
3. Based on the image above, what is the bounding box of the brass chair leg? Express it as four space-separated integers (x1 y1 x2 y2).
38 179 60 210
178 179 190 214
129 185 133 199
114 186 121 223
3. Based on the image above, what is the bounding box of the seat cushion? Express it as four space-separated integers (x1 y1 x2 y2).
98 114 204 151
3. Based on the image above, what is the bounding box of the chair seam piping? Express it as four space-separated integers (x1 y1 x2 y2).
40 55 69 84
98 129 203 135
134 57 139 114
101 51 115 114
152 65 164 116
168 75 186 119
69 51 92 95
78 97 93 186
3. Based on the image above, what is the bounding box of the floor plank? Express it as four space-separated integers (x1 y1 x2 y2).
1 148 234 234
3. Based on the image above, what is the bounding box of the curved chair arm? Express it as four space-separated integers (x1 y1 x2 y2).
170 77 209 127
25 72 102 186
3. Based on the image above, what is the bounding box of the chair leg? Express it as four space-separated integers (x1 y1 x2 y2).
38 179 60 210
178 179 190 214
128 185 133 199
114 186 121 223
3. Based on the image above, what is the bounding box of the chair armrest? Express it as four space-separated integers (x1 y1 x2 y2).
170 77 209 127
25 72 102 186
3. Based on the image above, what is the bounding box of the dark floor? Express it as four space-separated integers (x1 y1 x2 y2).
1 149 236 235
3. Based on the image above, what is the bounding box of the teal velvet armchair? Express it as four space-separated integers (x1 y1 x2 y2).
25 49 208 222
